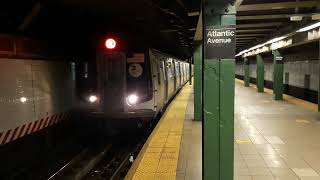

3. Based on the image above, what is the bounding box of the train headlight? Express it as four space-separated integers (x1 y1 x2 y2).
126 94 138 106
88 95 98 103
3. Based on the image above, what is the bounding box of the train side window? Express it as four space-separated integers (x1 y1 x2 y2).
167 61 173 78
162 61 167 81
176 62 179 75
157 73 161 85
156 61 161 85
83 62 88 78
285 72 289 85
71 62 76 81
173 61 177 77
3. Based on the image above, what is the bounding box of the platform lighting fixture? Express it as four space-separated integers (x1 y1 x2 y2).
265 36 286 44
20 97 27 103
290 16 303 21
105 38 117 49
296 21 320 32
236 35 287 57
312 14 320 20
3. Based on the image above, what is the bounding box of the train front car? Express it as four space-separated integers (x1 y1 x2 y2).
92 36 156 121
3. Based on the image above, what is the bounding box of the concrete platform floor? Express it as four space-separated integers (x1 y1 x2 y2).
234 81 320 180
177 89 202 180
177 80 320 180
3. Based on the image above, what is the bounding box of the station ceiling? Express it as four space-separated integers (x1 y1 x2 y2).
1 0 319 59
235 0 320 52
0 0 201 59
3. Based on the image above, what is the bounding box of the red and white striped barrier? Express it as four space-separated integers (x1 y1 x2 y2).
0 112 71 145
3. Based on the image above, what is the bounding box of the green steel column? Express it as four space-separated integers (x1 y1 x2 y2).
256 54 264 92
244 57 250 87
203 1 235 180
194 44 202 121
273 50 284 100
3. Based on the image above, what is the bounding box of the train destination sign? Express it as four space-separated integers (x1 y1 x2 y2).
205 25 236 59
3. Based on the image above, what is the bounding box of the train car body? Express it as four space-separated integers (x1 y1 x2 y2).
84 37 192 121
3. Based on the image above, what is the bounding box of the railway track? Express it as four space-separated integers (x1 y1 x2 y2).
47 123 154 180
47 141 144 180
86 141 144 180
47 144 112 180
1 139 85 180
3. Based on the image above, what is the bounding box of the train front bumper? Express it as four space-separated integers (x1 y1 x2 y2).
88 109 156 120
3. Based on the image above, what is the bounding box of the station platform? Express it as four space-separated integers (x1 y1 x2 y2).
126 80 320 180
234 80 320 180
125 83 198 180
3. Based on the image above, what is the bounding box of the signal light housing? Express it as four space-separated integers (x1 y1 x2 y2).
105 38 117 49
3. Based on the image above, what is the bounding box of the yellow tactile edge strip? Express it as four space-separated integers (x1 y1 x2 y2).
236 79 318 112
125 84 192 180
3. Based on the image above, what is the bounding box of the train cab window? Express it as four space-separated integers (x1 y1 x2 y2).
83 62 88 78
71 62 76 81
161 60 166 81
152 58 161 85
166 60 174 78
285 72 289 85
175 62 180 76
304 74 310 89
156 61 161 85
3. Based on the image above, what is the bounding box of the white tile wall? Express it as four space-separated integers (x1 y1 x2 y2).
0 58 75 132
236 60 319 91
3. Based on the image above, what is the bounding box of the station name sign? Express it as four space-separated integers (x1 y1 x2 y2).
205 25 236 59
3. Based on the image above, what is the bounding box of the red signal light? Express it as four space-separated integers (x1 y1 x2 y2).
105 38 116 49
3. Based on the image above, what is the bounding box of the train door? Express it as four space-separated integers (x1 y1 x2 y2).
175 61 181 90
186 63 189 82
166 59 175 99
97 53 126 114
149 53 158 111
173 60 177 92
183 62 186 83
149 50 166 112
184 63 187 82
178 62 182 86
162 59 168 102
180 62 185 84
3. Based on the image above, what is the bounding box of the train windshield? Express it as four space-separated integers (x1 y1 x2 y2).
97 52 126 112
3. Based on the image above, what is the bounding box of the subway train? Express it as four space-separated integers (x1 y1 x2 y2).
78 36 192 122
0 34 192 145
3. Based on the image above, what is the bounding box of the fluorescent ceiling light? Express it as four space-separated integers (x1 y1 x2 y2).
249 43 265 50
236 36 286 57
265 36 286 44
296 21 320 32
312 14 320 20
188 12 199 16
236 49 249 57
290 16 303 21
